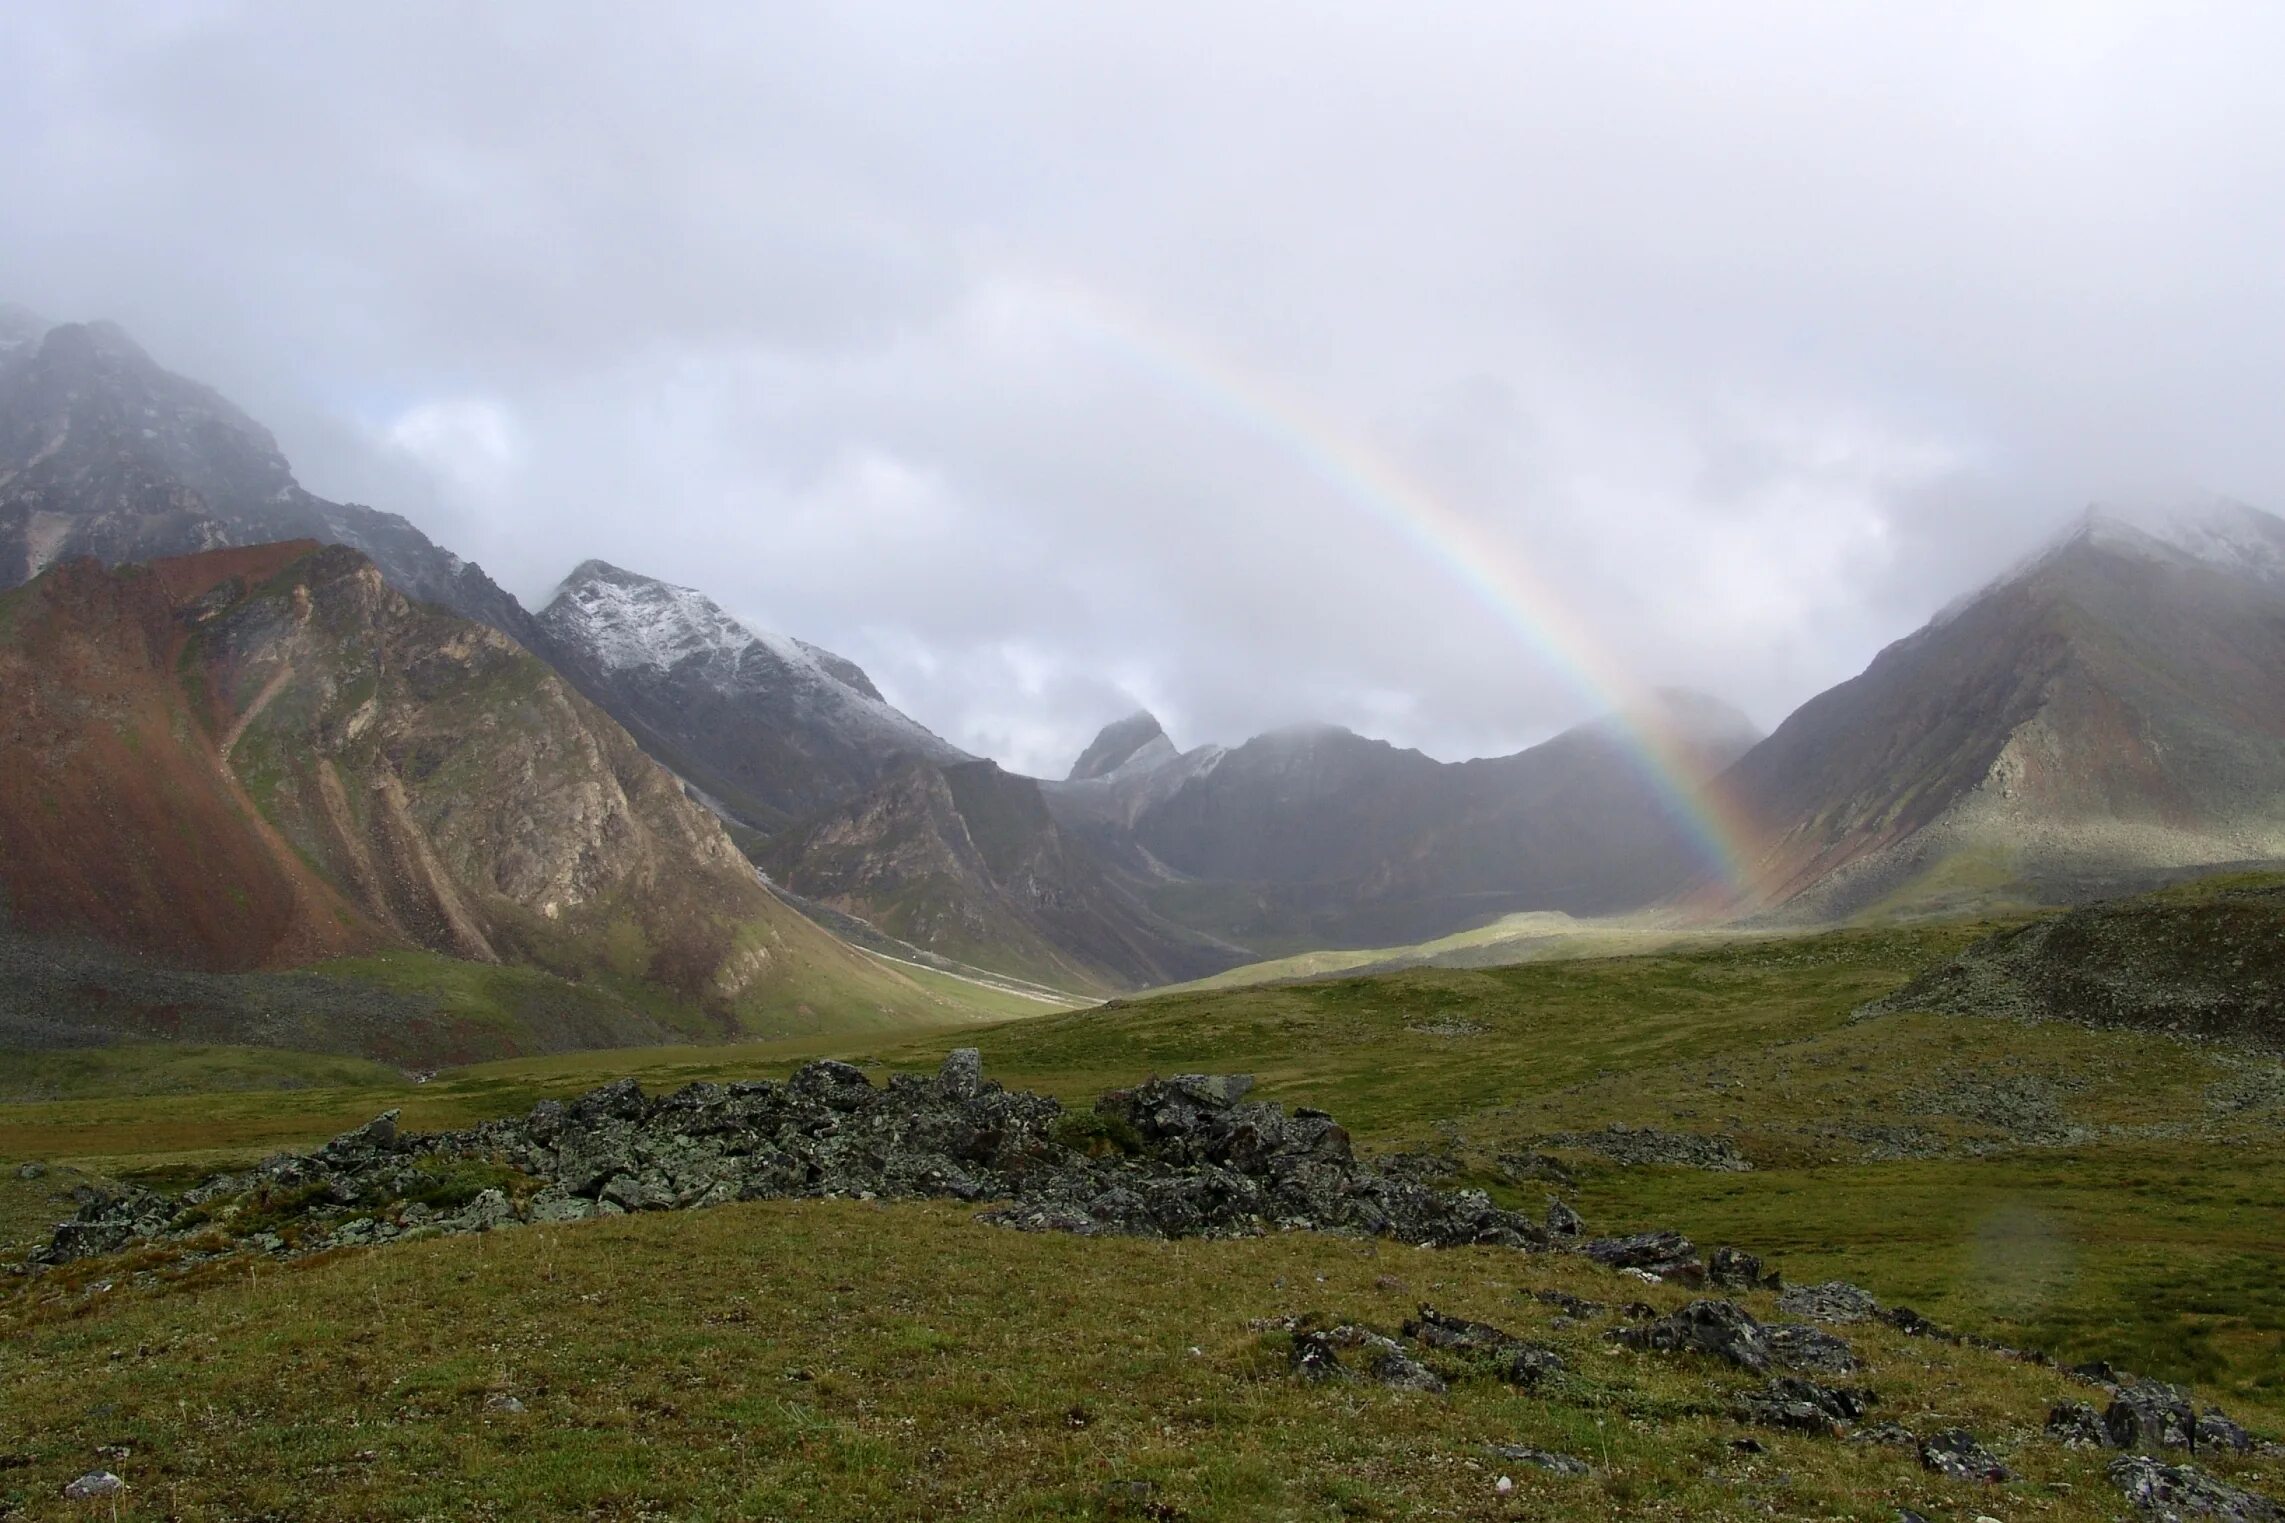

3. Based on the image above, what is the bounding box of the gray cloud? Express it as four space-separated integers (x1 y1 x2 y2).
6 2 2282 776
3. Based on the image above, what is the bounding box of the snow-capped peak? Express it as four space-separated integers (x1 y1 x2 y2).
1935 493 2285 628
538 560 967 761
542 560 783 677
2080 494 2285 585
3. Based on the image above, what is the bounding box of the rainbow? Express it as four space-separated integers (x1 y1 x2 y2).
1050 286 1757 897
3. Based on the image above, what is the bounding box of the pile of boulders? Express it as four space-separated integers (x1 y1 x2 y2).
32 1054 1556 1267
2050 1375 2261 1458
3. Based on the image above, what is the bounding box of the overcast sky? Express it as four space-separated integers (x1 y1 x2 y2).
7 3 2284 775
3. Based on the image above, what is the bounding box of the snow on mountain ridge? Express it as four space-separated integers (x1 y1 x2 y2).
1932 494 2285 628
2083 495 2285 584
539 561 965 761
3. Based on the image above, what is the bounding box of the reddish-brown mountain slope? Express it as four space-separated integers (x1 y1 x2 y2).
0 542 955 1045
0 541 373 967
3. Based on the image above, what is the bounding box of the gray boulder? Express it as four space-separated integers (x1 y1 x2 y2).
938 1048 985 1101
1737 1374 1874 1434
1778 1280 1880 1323
1918 1427 2009 1483
1616 1298 1772 1373
1707 1245 1778 1291
2196 1412 2254 1455
1402 1305 1565 1387
1767 1322 1857 1375
2109 1456 2279 1520
2109 1381 2199 1451
1583 1230 1698 1277
2049 1400 2110 1448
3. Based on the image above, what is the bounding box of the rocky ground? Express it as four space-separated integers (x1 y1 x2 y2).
1866 878 2285 1048
19 1053 2284 1519
31 1052 1561 1267
1541 1122 1754 1171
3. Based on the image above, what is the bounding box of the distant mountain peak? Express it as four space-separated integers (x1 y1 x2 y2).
554 557 640 591
542 559 806 679
1067 710 1169 781
1 310 537 644
0 303 50 356
535 557 966 829
541 559 899 707
1936 493 2285 630
44 317 154 366
2076 494 2285 584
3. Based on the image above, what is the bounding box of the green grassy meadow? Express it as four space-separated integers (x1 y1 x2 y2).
4 914 2283 1517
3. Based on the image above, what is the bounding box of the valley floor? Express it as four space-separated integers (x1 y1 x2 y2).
4 920 2282 1518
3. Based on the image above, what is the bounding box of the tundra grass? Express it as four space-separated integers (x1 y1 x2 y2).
5 1199 2279 1522
0 1043 403 1103
6 915 2285 1513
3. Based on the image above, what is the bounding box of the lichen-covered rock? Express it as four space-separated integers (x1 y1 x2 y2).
1778 1281 1880 1323
1707 1245 1779 1291
1767 1322 1857 1375
2109 1381 2199 1452
1615 1298 1772 1373
63 1472 124 1501
1325 1328 1446 1394
1400 1306 1565 1387
1737 1375 1875 1434
32 1058 1552 1267
2196 1412 2254 1455
1918 1428 2009 1483
2049 1400 2110 1448
2108 1456 2280 1520
1583 1230 1698 1278
938 1048 985 1101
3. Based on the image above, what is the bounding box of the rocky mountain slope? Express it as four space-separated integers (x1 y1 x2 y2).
762 755 1246 993
534 560 967 834
1050 696 1760 950
1867 874 2285 1047
1066 710 1178 781
1726 497 2285 919
0 541 961 1060
0 309 538 645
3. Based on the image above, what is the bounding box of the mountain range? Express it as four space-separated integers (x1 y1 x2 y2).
4 304 2284 1052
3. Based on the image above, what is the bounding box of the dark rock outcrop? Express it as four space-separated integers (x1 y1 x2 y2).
1547 1124 1752 1171
1615 1299 1772 1373
1584 1230 1700 1278
2199 1413 2257 1456
2109 1381 2201 1452
1737 1375 1876 1434
1766 1323 1858 1375
1707 1246 1780 1291
34 1054 1552 1266
2050 1400 2111 1448
2108 1456 2279 1521
1778 1281 1880 1323
1401 1306 1566 1388
1918 1428 2010 1483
